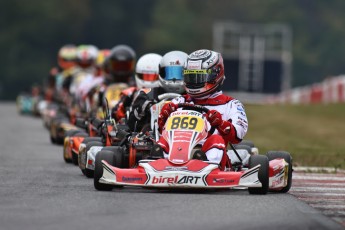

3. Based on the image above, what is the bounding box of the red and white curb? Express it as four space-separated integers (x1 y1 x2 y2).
290 167 345 227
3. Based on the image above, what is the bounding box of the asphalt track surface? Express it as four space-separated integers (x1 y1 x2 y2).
0 103 343 230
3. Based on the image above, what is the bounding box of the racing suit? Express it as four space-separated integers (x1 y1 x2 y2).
112 87 171 132
157 91 248 169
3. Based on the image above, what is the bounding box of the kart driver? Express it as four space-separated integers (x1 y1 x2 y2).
157 49 248 170
113 51 188 132
111 52 163 125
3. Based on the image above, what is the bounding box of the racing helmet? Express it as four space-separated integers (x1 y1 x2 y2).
107 44 136 83
76 44 99 68
158 51 188 94
57 44 77 70
184 49 225 98
135 53 162 89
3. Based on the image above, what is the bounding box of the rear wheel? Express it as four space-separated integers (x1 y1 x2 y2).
64 129 84 138
248 155 269 195
80 141 103 178
102 146 127 168
266 151 293 193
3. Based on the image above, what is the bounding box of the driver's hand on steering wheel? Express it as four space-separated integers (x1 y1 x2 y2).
206 110 223 127
158 102 178 133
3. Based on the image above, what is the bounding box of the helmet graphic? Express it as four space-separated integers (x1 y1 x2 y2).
184 49 225 98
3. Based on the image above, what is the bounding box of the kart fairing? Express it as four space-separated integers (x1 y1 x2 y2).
99 159 262 189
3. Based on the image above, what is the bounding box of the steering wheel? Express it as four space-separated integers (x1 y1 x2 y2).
157 93 181 101
177 103 209 113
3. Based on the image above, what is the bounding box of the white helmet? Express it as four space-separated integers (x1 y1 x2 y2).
76 44 99 68
135 53 162 89
159 51 188 94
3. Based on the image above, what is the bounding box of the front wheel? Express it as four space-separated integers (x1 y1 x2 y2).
248 155 269 195
80 141 103 178
266 151 293 193
94 150 115 191
71 132 89 165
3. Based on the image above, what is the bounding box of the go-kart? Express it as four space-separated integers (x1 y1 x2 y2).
63 83 129 165
16 93 42 116
62 117 104 165
94 103 293 194
80 93 180 178
49 111 80 145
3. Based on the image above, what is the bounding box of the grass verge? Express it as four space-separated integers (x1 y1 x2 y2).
244 103 345 169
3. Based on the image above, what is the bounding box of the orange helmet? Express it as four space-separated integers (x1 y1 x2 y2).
57 44 77 69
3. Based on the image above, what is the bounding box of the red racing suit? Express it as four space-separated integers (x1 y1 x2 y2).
157 91 248 169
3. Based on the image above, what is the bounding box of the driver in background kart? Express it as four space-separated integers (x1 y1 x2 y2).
157 49 248 170
112 51 188 132
111 52 162 126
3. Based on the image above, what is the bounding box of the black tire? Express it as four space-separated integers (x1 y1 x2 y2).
63 137 72 163
55 128 66 145
94 150 115 191
80 141 104 178
50 134 57 144
64 129 85 138
248 155 269 195
102 146 127 168
266 151 293 193
82 136 102 144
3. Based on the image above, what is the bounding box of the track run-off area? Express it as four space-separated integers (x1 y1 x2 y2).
291 170 345 227
0 102 343 230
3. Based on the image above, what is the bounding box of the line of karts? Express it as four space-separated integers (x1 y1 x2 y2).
17 44 293 194
21 89 293 194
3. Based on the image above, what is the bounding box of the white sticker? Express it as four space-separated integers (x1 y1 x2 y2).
187 60 202 69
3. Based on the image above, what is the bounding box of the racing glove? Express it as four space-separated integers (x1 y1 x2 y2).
206 110 232 135
158 102 178 133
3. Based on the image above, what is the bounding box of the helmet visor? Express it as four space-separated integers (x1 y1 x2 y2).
110 60 135 72
137 73 159 81
161 66 184 80
183 69 210 85
183 69 219 84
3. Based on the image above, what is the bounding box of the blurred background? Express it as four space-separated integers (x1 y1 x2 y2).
1 0 345 100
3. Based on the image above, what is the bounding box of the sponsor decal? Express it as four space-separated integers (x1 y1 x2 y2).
271 176 284 187
165 166 188 171
237 117 248 124
169 60 180 65
122 176 143 182
206 54 217 66
213 178 235 184
187 60 202 69
237 105 244 112
152 175 202 185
